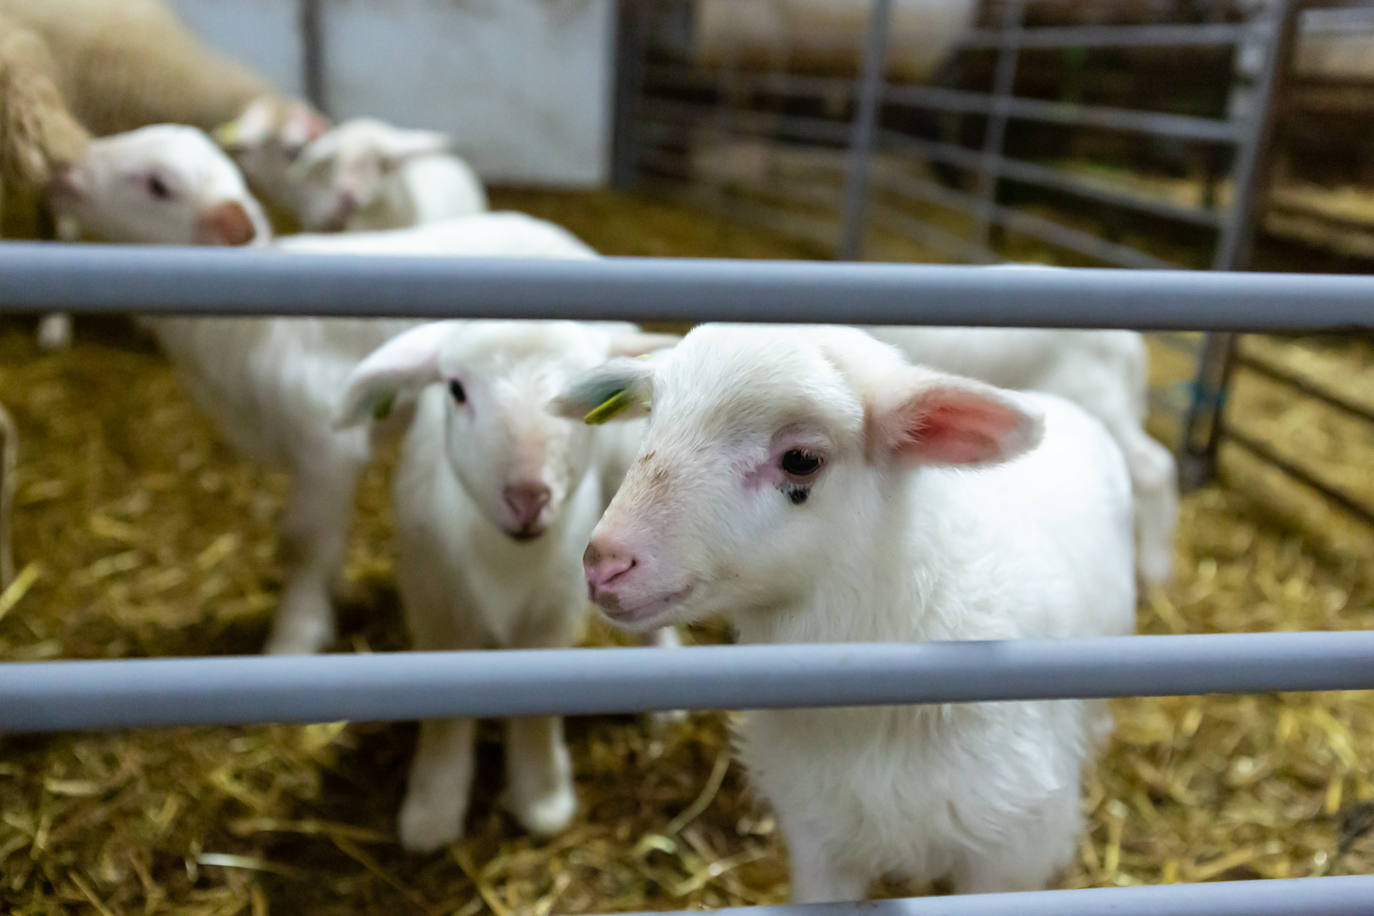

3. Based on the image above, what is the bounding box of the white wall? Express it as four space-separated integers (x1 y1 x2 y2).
165 0 615 187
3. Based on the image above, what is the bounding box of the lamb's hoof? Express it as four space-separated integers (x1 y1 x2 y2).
508 782 576 837
399 790 466 853
37 315 73 352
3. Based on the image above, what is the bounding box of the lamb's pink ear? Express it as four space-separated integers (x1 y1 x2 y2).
335 321 460 429
868 369 1043 467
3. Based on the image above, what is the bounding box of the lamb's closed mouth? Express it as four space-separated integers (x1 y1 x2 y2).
596 585 693 624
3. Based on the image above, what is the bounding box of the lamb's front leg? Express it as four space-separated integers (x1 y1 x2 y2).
642 626 688 731
782 817 870 904
504 715 576 835
399 717 477 852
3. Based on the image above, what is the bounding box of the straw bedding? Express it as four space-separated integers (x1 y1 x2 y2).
0 188 1370 913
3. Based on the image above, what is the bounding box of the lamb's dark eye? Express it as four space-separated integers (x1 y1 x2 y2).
146 174 172 200
780 449 821 477
449 380 466 404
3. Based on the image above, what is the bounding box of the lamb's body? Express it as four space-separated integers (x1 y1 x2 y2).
283 118 488 233
867 324 1177 586
736 392 1133 897
570 324 1136 901
339 319 681 852
274 211 590 258
348 154 487 232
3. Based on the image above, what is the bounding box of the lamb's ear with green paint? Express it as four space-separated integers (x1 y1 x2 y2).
335 321 460 429
548 358 655 424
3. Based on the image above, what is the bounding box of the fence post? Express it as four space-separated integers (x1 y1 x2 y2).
298 0 328 116
609 0 648 190
1180 0 1298 490
838 0 893 261
974 0 1025 252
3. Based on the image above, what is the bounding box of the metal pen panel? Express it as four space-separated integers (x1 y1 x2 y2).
2 246 1372 331
5 632 1374 733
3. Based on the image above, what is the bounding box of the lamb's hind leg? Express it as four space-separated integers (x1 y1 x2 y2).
264 448 361 655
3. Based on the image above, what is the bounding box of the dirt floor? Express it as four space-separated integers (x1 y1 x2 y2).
0 188 1372 914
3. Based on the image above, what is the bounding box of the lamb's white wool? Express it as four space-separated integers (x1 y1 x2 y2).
282 117 487 232
563 324 1136 902
866 323 1178 586
337 319 681 853
274 211 593 258
0 401 16 589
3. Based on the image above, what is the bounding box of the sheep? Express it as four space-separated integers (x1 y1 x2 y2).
0 0 320 138
0 0 326 347
0 401 15 590
559 323 1136 903
335 319 681 852
276 117 488 233
864 324 1178 587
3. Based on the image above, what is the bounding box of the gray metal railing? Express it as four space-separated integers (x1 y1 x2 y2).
1 250 1372 913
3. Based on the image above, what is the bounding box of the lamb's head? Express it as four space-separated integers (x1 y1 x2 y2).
214 96 332 212
555 324 1044 632
287 118 451 231
339 321 678 542
47 125 270 246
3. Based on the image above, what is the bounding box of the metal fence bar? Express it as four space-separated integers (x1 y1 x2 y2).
974 0 1024 250
1233 352 1374 424
954 22 1250 51
297 0 327 115
3 246 1374 331
608 876 1374 916
1220 423 1374 527
881 84 1243 142
838 0 893 260
5 632 1374 733
872 169 1176 268
867 203 998 264
644 66 1243 142
640 100 854 146
1184 0 1300 487
880 130 1226 228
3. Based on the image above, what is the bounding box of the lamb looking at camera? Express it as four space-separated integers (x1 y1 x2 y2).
337 320 681 853
560 324 1136 903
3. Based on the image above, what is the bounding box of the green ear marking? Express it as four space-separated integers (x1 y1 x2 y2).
371 391 396 422
584 388 636 425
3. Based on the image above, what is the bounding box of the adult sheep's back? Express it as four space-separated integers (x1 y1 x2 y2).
0 0 278 135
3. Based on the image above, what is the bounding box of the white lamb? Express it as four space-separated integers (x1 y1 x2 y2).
336 319 681 853
866 322 1178 587
44 124 603 655
560 323 1136 903
281 117 488 233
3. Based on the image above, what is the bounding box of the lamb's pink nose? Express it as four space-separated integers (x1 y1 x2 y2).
584 538 637 592
503 483 551 530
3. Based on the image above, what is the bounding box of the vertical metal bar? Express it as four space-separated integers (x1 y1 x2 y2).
838 0 893 261
299 0 328 116
609 0 647 189
974 0 1024 252
1180 0 1298 489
